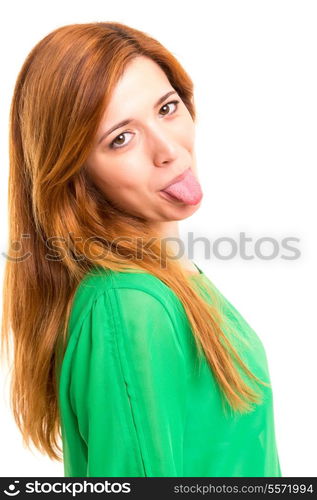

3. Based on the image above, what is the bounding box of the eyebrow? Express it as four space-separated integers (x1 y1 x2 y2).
97 90 178 145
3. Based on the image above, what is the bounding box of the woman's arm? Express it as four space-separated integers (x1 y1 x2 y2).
69 287 188 477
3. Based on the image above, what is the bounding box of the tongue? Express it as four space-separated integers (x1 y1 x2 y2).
162 169 203 205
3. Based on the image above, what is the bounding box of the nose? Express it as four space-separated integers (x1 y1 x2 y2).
150 126 178 167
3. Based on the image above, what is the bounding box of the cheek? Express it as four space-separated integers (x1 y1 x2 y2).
88 156 143 193
187 118 195 143
177 115 195 150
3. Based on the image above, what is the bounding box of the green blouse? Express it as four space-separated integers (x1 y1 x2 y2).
57 264 282 477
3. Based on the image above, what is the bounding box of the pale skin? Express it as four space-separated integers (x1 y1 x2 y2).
85 55 202 275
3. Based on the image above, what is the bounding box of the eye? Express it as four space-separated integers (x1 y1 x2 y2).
108 99 180 150
109 131 134 150
159 99 180 116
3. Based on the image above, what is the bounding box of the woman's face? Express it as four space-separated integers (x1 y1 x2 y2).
85 55 202 222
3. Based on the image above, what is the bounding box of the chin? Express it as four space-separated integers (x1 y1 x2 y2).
171 200 202 219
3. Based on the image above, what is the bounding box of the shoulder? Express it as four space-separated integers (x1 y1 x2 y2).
67 267 185 338
62 268 188 374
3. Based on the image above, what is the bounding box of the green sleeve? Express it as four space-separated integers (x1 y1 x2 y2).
69 287 188 477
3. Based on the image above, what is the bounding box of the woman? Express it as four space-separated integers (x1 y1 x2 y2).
1 21 281 477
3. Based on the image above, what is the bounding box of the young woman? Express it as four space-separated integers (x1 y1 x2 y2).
1 21 281 477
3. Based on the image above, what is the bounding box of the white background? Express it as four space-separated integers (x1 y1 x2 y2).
1 0 316 477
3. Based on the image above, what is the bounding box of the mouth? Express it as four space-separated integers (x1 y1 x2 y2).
161 167 190 191
158 190 186 204
158 166 203 206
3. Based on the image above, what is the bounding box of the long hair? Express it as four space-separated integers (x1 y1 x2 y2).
1 21 270 461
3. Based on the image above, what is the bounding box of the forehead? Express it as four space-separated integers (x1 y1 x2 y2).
104 57 172 115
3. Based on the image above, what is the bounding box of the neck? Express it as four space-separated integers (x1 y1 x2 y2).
150 220 199 274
